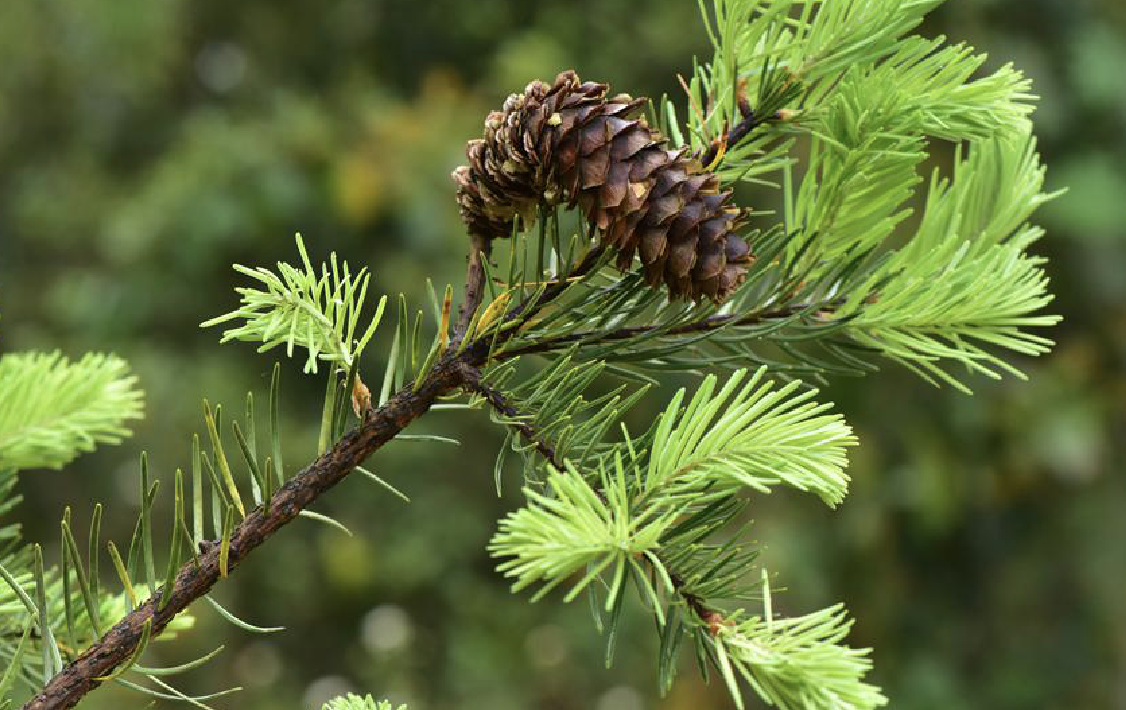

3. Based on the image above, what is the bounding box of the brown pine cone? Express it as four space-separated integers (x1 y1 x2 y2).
452 70 754 303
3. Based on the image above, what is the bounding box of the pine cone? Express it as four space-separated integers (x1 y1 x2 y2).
452 70 754 303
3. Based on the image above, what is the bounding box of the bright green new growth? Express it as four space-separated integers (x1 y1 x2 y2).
644 368 854 506
491 458 684 606
838 138 1058 390
648 0 1059 393
0 352 143 472
201 234 388 374
714 597 885 710
322 694 406 710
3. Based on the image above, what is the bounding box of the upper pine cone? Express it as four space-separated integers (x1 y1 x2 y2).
452 70 754 303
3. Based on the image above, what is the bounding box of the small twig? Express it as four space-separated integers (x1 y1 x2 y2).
453 233 491 345
497 300 838 360
698 107 778 169
736 78 753 121
669 569 722 632
458 364 564 471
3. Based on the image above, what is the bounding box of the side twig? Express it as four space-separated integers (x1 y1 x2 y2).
458 364 564 471
669 569 724 633
698 106 780 169
453 233 491 344
498 300 838 359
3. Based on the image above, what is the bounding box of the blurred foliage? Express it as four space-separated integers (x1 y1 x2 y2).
0 0 1122 708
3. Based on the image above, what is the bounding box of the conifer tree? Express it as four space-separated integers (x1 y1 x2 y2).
1 1 1059 708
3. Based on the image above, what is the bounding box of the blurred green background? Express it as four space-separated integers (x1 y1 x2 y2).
1 0 1123 708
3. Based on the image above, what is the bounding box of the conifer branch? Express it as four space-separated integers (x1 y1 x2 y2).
323 695 406 710
11 3 1061 706
21 254 620 709
198 235 388 375
458 368 721 631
